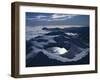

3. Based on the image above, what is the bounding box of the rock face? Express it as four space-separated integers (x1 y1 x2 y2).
26 27 89 67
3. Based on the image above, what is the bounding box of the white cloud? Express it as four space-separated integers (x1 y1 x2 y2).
51 18 67 21
27 15 48 21
36 15 48 19
51 14 78 19
51 14 68 19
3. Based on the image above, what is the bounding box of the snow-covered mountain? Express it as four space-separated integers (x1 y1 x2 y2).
26 26 89 67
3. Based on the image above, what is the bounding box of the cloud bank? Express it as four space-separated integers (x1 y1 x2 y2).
26 12 89 26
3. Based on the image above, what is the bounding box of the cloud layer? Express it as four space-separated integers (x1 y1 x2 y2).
26 12 89 26
26 13 77 21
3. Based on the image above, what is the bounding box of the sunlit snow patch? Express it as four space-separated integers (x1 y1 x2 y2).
66 32 78 36
47 47 68 55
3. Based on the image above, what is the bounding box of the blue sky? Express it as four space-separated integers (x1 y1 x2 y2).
26 12 89 26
